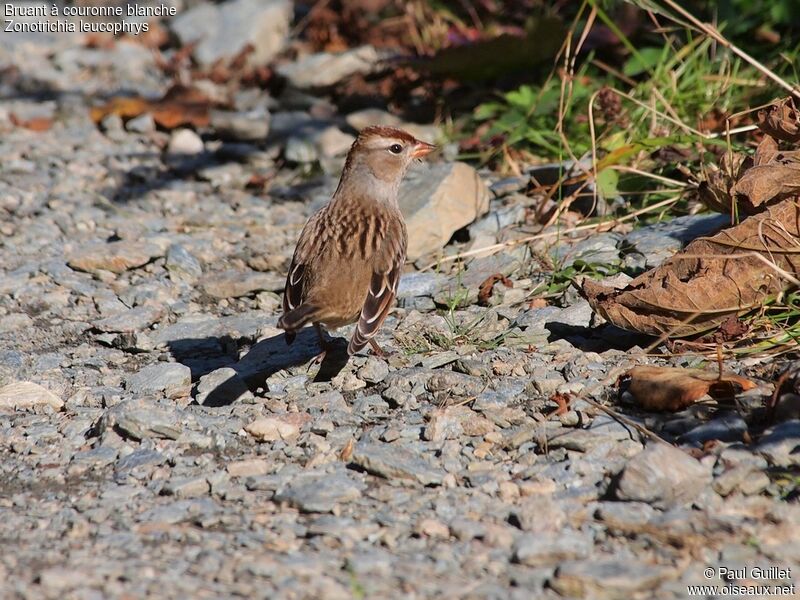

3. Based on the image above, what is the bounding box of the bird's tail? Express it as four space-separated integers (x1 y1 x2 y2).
277 304 318 345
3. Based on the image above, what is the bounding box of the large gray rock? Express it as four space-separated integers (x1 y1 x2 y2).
277 46 382 89
171 0 292 67
399 162 491 260
616 443 711 509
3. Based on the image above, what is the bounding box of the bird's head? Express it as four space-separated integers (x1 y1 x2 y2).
337 126 436 202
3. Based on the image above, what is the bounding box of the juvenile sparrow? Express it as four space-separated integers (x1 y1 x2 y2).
278 126 436 357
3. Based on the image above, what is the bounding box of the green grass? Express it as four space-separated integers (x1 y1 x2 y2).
464 0 799 222
530 258 623 298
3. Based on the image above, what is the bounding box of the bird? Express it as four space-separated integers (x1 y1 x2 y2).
277 125 435 359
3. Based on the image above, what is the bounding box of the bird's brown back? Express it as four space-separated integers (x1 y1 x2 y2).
291 194 406 328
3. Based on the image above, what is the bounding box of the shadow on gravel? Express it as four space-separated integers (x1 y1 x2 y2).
546 323 653 353
167 329 349 406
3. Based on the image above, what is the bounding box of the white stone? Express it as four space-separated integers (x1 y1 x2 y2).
0 382 64 412
167 128 204 155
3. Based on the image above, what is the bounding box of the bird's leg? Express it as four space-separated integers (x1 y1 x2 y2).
368 338 387 357
311 323 330 364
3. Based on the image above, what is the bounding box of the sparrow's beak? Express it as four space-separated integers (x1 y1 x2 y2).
411 140 436 158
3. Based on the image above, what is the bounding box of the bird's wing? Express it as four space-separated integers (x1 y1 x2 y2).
282 210 326 314
349 218 407 355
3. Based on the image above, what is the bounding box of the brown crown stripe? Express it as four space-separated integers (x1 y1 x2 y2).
358 126 419 144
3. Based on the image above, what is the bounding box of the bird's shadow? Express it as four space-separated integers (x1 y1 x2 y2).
167 328 349 407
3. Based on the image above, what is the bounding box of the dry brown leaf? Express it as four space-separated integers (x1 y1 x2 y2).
758 97 800 143
339 438 354 462
90 85 212 130
477 273 513 306
732 151 800 209
714 315 749 341
550 392 571 416
150 85 211 129
10 113 53 132
697 151 751 214
528 297 548 309
89 97 149 123
582 200 800 337
619 365 756 412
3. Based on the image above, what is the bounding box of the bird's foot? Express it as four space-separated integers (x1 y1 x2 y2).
368 339 391 358
306 349 327 372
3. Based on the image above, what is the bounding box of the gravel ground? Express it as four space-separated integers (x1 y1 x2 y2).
1 4 799 599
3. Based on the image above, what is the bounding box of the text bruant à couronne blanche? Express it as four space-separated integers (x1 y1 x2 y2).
5 3 176 34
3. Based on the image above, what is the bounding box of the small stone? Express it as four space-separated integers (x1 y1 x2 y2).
514 531 593 566
0 381 63 412
210 108 269 141
519 479 556 496
284 136 319 163
713 464 759 497
358 357 389 384
167 128 204 155
112 402 182 440
351 441 445 486
616 443 711 509
423 409 464 442
166 244 203 282
595 501 655 528
126 112 155 133
738 471 770 495
490 176 528 197
127 363 192 400
397 272 448 299
162 476 210 498
245 416 301 442
68 240 163 274
93 305 164 333
274 469 365 513
680 412 748 445
227 459 270 478
757 420 800 467
415 518 450 539
196 367 254 406
499 481 520 501
38 567 85 593
511 495 566 532
449 518 486 541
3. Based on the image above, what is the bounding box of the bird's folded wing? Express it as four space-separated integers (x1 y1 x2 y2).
282 210 328 313
349 228 406 354
283 261 305 312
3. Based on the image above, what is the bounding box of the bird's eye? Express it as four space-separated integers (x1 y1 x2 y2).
388 143 403 154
